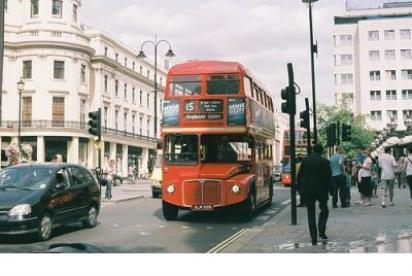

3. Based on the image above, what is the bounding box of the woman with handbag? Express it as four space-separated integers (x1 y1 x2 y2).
104 159 115 200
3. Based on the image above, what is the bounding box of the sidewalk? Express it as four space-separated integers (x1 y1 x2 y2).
101 180 152 203
222 187 412 253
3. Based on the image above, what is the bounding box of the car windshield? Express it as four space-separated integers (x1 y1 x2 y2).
0 167 54 191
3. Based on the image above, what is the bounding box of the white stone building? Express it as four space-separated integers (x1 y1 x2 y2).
1 0 168 177
334 1 412 131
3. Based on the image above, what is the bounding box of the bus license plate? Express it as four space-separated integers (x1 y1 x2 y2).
192 205 214 211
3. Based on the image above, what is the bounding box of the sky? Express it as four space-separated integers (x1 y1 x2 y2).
81 0 405 109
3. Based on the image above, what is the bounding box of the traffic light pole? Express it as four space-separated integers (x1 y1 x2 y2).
287 63 297 226
305 98 312 155
98 107 102 173
337 121 341 146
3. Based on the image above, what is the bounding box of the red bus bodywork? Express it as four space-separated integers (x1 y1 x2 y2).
161 61 275 219
281 129 307 187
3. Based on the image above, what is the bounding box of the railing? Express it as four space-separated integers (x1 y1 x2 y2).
0 120 87 130
102 127 157 142
0 120 158 143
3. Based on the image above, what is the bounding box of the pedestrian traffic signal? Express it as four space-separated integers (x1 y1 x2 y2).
342 123 352 142
300 110 310 130
281 86 296 115
88 109 101 138
327 123 336 147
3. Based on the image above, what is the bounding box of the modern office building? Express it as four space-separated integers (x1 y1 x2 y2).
334 1 412 130
1 0 168 177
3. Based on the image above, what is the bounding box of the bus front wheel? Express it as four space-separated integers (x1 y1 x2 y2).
243 190 256 220
162 200 179 221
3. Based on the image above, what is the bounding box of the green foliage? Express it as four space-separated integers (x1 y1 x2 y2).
317 103 375 157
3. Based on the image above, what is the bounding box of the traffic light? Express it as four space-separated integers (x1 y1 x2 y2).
342 123 352 142
88 109 101 138
299 110 310 130
327 123 336 147
281 86 296 115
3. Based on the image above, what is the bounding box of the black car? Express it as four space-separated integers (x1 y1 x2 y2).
0 163 101 241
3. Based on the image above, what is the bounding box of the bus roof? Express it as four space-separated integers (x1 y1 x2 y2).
168 60 247 75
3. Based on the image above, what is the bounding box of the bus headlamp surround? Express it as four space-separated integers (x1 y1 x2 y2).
231 184 241 194
166 184 175 194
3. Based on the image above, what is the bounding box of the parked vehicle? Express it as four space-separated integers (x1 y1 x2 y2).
150 150 163 198
0 163 101 241
281 165 291 186
273 165 282 183
112 175 123 186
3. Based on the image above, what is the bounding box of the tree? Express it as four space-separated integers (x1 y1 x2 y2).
317 102 375 158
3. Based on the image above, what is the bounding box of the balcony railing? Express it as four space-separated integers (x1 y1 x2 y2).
0 120 157 143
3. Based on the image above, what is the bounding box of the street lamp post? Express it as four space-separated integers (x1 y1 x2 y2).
137 36 175 139
303 0 319 143
17 79 25 148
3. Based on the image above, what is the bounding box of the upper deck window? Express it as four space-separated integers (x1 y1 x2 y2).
207 75 239 95
169 76 201 96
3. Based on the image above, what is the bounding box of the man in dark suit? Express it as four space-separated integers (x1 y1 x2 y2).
297 144 332 245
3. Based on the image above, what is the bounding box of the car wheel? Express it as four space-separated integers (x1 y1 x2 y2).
152 190 160 198
162 200 178 221
113 177 122 186
82 205 98 228
37 214 52 242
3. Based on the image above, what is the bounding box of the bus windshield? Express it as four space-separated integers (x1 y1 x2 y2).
169 76 201 96
201 134 251 163
165 134 198 165
207 75 240 95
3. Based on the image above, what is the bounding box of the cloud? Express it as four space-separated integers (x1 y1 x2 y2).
80 0 383 109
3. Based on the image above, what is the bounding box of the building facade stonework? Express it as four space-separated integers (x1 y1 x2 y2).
1 0 168 177
334 2 412 131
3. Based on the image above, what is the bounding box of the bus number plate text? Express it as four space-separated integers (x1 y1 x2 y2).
192 205 214 211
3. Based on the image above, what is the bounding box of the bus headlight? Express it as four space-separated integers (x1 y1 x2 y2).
231 184 241 194
166 184 175 194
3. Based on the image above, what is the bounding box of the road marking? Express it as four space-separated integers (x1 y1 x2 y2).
135 224 142 228
158 225 166 229
181 225 189 229
113 224 119 228
206 226 213 230
281 199 291 206
140 232 151 236
207 228 248 253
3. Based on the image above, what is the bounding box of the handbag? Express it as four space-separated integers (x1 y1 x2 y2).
99 174 108 187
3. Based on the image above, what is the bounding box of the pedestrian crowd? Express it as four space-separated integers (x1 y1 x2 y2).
297 144 412 245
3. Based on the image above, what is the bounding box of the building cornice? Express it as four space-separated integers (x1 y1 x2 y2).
85 31 168 75
91 55 165 93
5 40 95 56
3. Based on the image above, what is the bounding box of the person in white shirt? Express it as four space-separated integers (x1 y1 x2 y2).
378 148 397 207
358 149 373 206
404 147 412 207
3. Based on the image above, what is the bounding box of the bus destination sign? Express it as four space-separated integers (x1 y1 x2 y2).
184 99 223 121
198 100 223 113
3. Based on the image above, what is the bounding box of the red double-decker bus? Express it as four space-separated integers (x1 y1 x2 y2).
280 129 308 186
161 60 276 220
